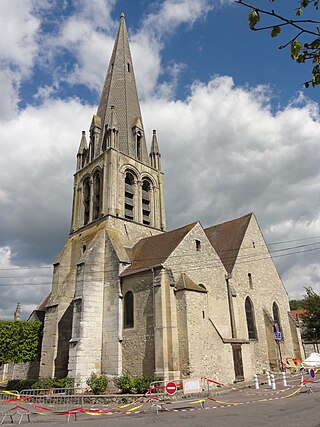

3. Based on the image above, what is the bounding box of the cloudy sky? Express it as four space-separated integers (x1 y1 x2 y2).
1 0 320 319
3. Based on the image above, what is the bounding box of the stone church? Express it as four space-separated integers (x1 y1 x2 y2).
38 14 303 388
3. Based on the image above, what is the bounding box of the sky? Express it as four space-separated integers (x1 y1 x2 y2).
1 0 320 320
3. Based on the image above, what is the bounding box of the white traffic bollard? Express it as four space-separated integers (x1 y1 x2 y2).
266 371 271 387
282 371 287 387
254 374 260 390
271 373 276 390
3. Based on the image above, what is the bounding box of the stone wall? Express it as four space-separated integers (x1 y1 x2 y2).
121 271 155 375
0 361 40 383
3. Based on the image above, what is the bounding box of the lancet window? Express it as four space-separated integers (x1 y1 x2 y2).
124 291 134 329
142 179 151 225
93 170 102 220
124 172 135 220
272 302 281 332
245 297 257 340
83 177 91 225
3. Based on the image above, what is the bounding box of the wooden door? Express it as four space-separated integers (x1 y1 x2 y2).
232 344 244 381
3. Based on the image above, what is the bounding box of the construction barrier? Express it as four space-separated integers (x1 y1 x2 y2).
0 374 316 423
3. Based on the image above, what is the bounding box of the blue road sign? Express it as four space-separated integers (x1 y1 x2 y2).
274 331 282 340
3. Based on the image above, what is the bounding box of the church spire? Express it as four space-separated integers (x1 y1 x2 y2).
97 13 148 162
150 129 161 170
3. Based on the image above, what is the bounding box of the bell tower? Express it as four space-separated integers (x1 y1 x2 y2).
70 13 166 233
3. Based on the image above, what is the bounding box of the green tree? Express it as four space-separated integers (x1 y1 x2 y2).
0 320 42 364
237 0 320 87
289 299 304 310
301 287 320 341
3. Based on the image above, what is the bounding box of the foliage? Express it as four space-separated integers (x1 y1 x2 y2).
114 373 163 394
5 377 73 392
0 321 42 364
6 379 35 392
237 0 320 87
113 372 136 393
301 287 320 341
289 299 303 310
31 377 74 390
134 375 163 394
86 372 109 395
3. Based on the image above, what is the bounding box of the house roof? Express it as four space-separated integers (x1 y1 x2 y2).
290 309 307 320
204 213 253 274
121 222 197 276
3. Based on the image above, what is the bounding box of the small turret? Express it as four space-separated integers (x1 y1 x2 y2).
150 129 161 170
77 131 88 170
14 302 21 320
90 115 101 160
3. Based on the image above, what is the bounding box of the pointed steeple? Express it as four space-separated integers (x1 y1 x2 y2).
77 130 87 154
97 13 148 163
77 131 87 170
150 129 161 170
14 302 21 321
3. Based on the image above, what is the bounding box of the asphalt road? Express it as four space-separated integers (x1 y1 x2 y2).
10 384 320 427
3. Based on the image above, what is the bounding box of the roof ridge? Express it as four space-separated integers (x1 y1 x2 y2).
205 212 253 231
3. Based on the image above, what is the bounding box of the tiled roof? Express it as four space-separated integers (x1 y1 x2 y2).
205 213 252 274
121 222 197 276
290 309 307 320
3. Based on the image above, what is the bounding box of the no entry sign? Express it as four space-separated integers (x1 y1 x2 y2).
165 381 177 395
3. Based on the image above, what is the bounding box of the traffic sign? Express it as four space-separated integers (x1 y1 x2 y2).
274 331 282 340
165 381 177 395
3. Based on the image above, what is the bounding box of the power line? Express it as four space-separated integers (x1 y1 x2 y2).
0 237 319 274
0 244 319 287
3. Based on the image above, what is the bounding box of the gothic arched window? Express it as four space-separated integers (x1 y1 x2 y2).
93 170 102 220
124 291 134 329
272 302 281 332
142 179 151 225
245 297 257 340
124 172 135 220
83 177 91 225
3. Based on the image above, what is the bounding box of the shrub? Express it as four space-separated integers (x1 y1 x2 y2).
86 372 108 395
0 321 42 364
6 379 34 392
135 375 163 394
6 377 74 393
31 377 74 390
114 373 163 394
113 373 135 393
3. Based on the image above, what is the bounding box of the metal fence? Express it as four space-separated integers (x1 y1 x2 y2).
147 378 210 399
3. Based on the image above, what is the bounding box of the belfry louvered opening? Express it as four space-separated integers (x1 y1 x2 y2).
124 172 135 220
142 180 151 225
93 170 101 220
83 177 90 225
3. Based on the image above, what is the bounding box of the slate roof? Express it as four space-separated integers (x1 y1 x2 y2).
96 14 149 161
205 213 252 274
120 222 197 276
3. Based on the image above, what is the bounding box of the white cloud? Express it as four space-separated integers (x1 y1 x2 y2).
1 0 320 319
0 246 51 320
144 0 213 34
0 0 41 120
42 0 215 99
